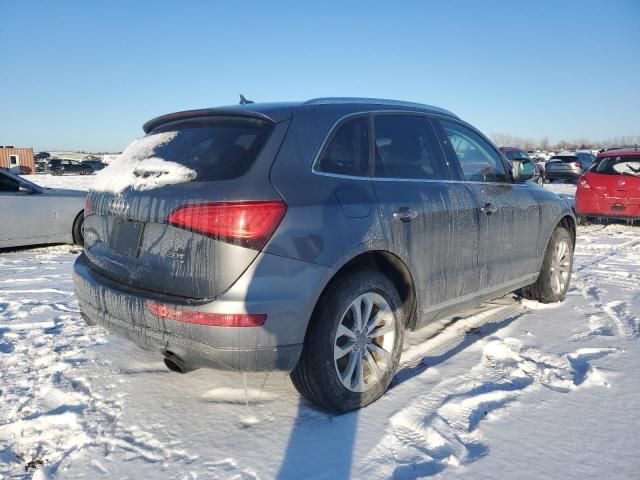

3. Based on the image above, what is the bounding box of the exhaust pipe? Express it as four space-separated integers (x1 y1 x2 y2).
163 351 196 374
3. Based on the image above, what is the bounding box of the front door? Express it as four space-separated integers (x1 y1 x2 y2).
370 114 480 327
435 119 541 290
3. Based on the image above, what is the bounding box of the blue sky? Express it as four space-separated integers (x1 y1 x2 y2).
1 0 639 152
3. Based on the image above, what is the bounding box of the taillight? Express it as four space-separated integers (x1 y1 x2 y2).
146 301 266 327
85 194 92 215
168 201 287 250
579 177 591 189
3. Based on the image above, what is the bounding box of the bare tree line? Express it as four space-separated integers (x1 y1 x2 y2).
490 133 640 151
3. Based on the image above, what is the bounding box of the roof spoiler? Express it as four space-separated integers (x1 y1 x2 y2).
143 108 275 134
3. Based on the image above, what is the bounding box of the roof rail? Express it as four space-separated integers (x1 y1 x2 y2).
303 97 458 118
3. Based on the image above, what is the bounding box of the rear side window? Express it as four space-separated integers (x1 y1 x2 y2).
373 115 449 180
439 120 507 183
147 117 273 181
316 117 369 176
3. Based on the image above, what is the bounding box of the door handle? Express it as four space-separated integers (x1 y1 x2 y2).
393 207 419 222
480 203 498 215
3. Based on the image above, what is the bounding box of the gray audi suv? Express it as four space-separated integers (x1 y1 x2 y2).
73 98 576 412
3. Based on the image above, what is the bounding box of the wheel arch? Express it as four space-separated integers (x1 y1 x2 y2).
313 250 417 330
558 214 576 247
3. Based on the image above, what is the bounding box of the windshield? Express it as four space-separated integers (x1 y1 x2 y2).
594 155 640 177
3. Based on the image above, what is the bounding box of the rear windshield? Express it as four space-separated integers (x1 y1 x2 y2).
150 117 273 181
593 155 640 176
550 156 579 163
503 150 529 161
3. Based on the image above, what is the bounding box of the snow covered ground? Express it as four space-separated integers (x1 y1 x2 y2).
1 180 639 479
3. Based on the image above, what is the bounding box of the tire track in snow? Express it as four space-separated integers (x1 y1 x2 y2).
357 338 619 479
572 233 640 339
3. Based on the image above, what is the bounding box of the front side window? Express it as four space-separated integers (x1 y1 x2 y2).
316 117 369 176
373 115 449 180
439 120 507 182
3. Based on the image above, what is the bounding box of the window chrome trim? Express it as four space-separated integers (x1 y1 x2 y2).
312 168 531 187
310 110 527 187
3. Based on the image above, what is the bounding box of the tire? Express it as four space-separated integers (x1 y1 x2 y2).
576 215 590 226
84 169 93 175
72 212 84 246
521 226 573 303
291 269 405 413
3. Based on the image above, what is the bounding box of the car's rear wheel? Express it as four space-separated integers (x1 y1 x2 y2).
291 270 405 413
72 212 84 246
521 226 573 303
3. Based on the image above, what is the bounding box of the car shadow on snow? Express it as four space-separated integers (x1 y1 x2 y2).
275 304 526 479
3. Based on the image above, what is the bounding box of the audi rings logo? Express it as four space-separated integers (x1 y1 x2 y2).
108 196 128 216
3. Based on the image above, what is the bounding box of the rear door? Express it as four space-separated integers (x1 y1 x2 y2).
371 113 480 325
434 119 541 291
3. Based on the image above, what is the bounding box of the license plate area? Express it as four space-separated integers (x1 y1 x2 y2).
109 219 144 257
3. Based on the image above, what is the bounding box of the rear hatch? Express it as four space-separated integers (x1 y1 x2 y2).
546 155 581 173
583 155 640 209
83 114 289 301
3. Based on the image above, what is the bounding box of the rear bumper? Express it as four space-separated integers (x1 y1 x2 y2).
74 251 331 372
576 192 640 219
546 170 582 180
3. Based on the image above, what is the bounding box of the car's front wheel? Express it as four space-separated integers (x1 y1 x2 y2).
72 212 84 246
291 270 405 413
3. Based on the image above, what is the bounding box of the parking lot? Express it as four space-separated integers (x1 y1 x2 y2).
1 175 638 479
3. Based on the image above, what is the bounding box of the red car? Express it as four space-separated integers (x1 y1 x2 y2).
576 147 640 220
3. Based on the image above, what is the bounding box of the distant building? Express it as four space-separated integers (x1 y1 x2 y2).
0 146 35 174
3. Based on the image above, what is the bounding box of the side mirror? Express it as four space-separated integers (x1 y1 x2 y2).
512 158 536 183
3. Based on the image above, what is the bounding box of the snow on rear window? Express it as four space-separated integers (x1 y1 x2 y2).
92 118 272 193
92 132 197 193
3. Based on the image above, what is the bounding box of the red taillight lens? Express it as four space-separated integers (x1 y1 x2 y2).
168 201 287 250
579 177 591 189
146 301 266 327
85 194 92 215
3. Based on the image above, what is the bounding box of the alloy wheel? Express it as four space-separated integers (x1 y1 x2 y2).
549 239 571 294
333 292 396 393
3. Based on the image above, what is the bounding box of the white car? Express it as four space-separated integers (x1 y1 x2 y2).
0 169 86 248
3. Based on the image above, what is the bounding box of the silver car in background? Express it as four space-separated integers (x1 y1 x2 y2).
0 169 86 248
545 151 596 182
